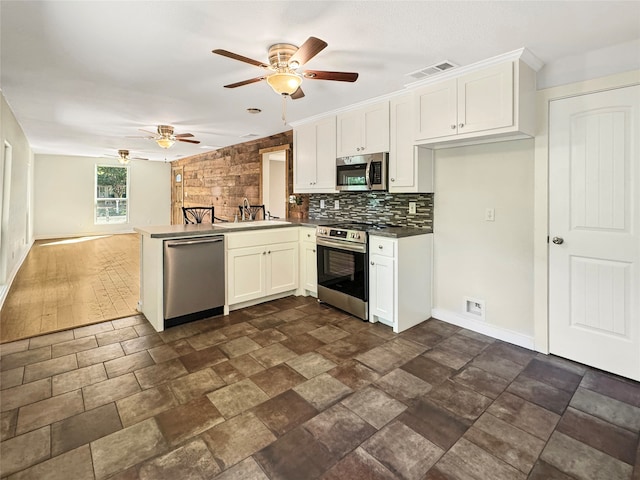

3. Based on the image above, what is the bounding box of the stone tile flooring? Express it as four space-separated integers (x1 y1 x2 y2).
1 295 639 479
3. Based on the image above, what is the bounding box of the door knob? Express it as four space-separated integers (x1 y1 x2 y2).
552 237 564 245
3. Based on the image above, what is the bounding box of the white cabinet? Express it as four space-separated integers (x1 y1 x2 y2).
389 94 434 193
294 116 337 193
369 234 433 333
298 227 317 296
337 102 390 157
226 228 299 306
414 60 535 147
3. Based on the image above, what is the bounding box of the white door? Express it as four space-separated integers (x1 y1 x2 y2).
549 85 640 381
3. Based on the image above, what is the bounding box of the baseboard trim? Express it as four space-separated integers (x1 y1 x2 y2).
33 230 137 240
0 239 34 311
431 308 535 351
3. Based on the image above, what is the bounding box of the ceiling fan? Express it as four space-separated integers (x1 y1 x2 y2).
212 36 359 99
132 125 201 149
104 149 148 165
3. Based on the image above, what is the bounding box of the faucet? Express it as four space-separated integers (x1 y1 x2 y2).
241 197 251 221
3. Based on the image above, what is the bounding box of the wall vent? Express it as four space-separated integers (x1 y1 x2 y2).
239 133 259 138
406 60 459 80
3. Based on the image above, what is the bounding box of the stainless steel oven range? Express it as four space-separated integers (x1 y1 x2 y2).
316 223 371 320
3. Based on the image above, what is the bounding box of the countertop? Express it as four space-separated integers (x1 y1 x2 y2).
134 218 431 239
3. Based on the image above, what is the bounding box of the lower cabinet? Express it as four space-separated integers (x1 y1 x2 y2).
226 228 299 306
299 227 317 296
369 234 432 333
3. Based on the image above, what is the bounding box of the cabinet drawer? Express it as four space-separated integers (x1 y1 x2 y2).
226 228 298 249
299 227 317 243
369 236 395 258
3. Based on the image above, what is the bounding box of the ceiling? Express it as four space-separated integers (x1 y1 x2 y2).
1 1 639 162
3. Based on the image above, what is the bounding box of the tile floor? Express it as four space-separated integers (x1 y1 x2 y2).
0 295 639 479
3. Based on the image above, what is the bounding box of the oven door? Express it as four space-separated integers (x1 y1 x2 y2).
316 237 368 302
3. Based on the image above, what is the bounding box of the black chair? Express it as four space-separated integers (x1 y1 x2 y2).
182 206 227 224
238 204 266 220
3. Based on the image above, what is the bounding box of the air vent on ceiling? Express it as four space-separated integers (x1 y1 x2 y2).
239 133 259 138
406 60 459 80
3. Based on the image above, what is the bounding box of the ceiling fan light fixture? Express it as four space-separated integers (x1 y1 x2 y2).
156 137 176 149
117 149 130 165
266 72 302 96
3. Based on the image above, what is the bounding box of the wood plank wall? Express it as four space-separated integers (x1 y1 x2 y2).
171 131 309 223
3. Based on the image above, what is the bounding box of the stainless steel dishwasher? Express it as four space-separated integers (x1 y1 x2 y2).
163 235 225 327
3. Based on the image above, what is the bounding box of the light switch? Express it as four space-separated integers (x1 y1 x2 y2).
485 208 495 221
409 202 417 214
320 199 325 209
334 200 340 210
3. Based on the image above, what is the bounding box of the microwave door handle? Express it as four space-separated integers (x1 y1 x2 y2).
365 159 373 190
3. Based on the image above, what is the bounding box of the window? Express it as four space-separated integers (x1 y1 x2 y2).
95 165 129 224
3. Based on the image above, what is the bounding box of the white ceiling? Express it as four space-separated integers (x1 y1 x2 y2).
1 1 639 161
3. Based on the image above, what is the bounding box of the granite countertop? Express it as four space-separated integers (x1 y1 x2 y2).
134 218 431 239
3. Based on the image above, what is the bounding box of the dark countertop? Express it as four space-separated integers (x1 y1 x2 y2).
134 218 431 239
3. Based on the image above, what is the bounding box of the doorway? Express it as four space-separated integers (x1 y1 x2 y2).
171 166 184 225
260 145 289 219
0 142 12 285
548 85 640 381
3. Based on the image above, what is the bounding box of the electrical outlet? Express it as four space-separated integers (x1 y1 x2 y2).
334 200 340 210
485 208 495 222
320 199 325 209
289 195 296 204
409 202 417 214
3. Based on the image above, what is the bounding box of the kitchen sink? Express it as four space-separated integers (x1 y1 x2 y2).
215 220 291 229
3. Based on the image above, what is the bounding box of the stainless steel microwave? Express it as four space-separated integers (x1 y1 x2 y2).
336 152 388 192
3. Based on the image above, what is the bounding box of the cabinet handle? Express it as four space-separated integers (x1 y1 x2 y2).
267 251 271 254
312 249 316 253
458 123 464 128
390 178 395 182
370 261 375 265
450 124 456 130
378 245 383 249
263 251 266 255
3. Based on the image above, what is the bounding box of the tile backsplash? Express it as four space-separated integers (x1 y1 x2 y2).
308 192 434 231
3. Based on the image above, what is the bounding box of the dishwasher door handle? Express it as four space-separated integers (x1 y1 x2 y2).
165 237 224 248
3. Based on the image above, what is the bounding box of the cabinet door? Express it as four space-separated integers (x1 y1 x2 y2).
362 102 390 154
389 95 415 190
301 242 317 293
336 109 362 157
267 242 299 295
293 123 318 191
227 246 266 304
415 78 457 141
314 116 337 191
369 253 395 324
458 62 513 134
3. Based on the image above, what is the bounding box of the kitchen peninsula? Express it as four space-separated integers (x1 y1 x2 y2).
134 220 432 334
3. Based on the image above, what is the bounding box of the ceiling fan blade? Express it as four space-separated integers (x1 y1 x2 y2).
126 135 155 140
289 37 327 66
138 128 158 136
212 49 268 68
224 76 266 88
303 70 359 82
131 156 149 161
174 133 194 138
177 138 200 144
291 87 305 100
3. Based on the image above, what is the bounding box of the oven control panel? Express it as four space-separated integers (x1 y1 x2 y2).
316 225 367 244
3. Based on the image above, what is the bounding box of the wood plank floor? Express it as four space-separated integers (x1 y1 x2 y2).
0 234 139 343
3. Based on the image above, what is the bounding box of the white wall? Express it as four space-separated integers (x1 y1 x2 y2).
433 139 535 347
0 93 34 306
537 39 640 90
34 155 171 238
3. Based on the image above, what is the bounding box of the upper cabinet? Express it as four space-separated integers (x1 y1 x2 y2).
414 60 536 147
389 94 433 193
336 102 390 157
293 116 337 193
